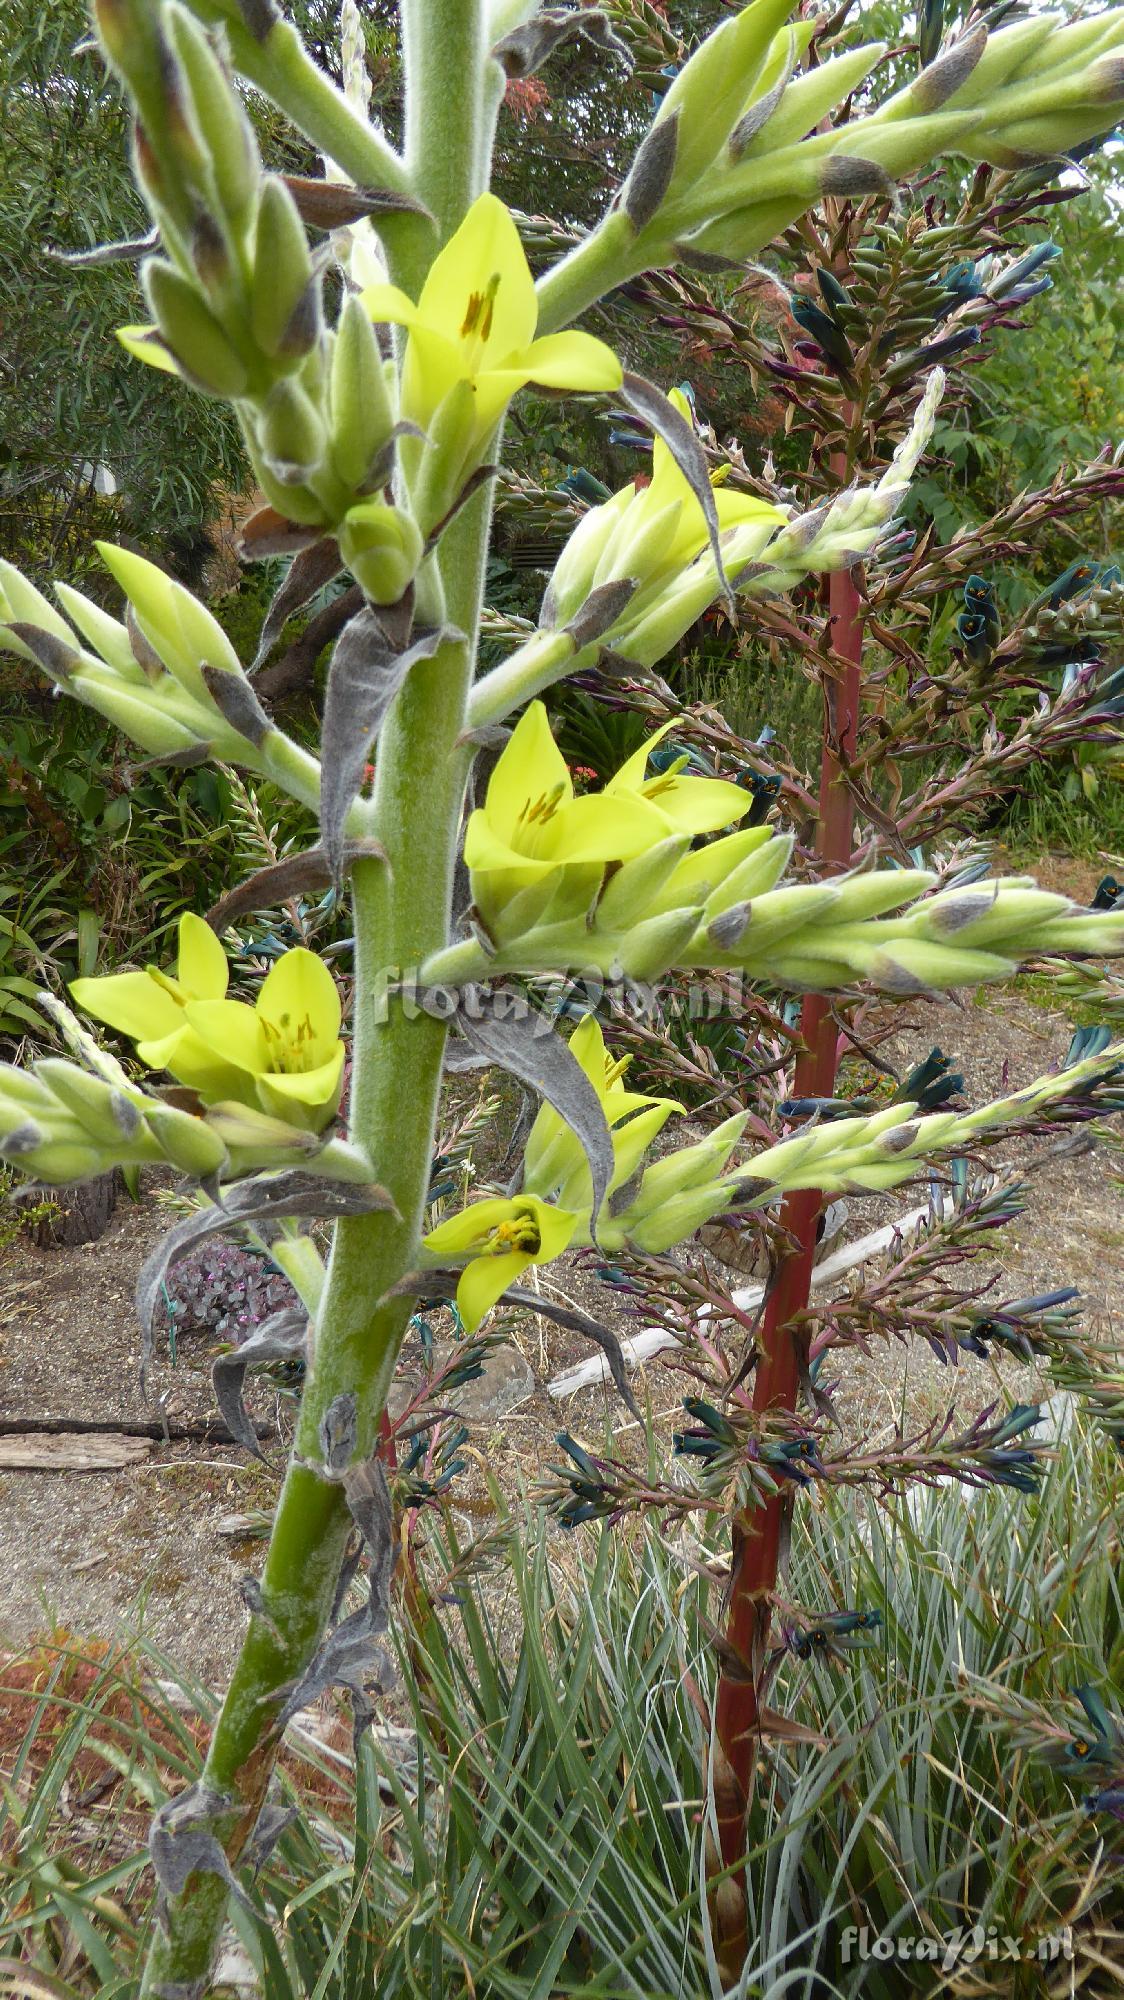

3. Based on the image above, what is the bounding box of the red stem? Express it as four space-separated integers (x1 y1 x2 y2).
708 558 864 1974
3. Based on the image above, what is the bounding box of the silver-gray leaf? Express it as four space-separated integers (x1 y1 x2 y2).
149 1783 250 1915
5 622 82 681
272 1459 395 1745
48 228 159 266
251 538 341 673
913 24 988 111
200 666 273 748
502 1285 640 1418
137 1172 395 1385
623 112 679 232
206 839 386 931
320 608 447 885
491 7 630 79
212 1307 309 1458
564 577 637 649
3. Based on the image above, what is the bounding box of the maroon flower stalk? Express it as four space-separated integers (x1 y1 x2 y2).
709 557 864 1973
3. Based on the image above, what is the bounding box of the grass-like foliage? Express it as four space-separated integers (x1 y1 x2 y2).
2 1427 1120 1998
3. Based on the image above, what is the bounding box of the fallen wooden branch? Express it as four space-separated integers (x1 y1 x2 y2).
0 1415 272 1443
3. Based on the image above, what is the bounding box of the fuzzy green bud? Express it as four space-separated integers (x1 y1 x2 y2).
338 501 423 605
0 561 80 653
251 176 317 361
95 543 244 703
641 0 797 201
256 377 329 482
593 836 692 929
52 585 142 681
167 2 261 233
143 257 249 397
142 1100 231 1177
35 1060 145 1150
328 296 397 491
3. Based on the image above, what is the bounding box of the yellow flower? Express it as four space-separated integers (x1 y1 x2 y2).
73 927 345 1134
523 1014 682 1213
463 700 750 938
544 388 786 663
359 194 622 463
71 911 229 1055
423 1192 578 1331
182 948 345 1132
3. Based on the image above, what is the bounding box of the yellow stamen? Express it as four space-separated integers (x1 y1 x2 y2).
459 274 500 359
485 1215 540 1256
517 783 566 828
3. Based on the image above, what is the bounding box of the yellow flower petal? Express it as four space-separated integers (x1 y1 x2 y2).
116 325 182 375
607 721 677 796
638 772 750 835
70 969 184 1042
462 810 559 877
521 331 623 393
256 1044 344 1130
137 1024 257 1105
418 193 538 362
356 281 422 329
425 1196 516 1258
184 998 268 1075
176 912 229 1001
550 790 670 862
258 948 342 1054
456 1250 530 1332
483 700 573 848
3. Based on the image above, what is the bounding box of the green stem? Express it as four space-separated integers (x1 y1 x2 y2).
467 628 582 727
138 8 494 1988
226 14 412 198
534 211 638 335
401 0 487 243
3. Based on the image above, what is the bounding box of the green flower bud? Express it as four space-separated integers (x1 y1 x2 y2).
0 1066 60 1115
644 0 797 199
616 907 701 982
480 864 603 949
143 257 249 397
257 378 329 481
35 1059 145 1150
95 543 245 704
865 939 1014 992
704 882 843 962
907 883 1067 944
243 431 330 525
831 869 936 922
338 501 423 605
642 825 777 921
0 560 79 652
251 176 317 361
142 1100 230 1178
695 830 793 918
11 1140 108 1184
167 2 261 233
329 296 397 491
732 44 887 165
67 670 209 759
52 584 142 681
593 835 692 929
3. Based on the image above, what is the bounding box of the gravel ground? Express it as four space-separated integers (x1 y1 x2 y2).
1 896 1121 1684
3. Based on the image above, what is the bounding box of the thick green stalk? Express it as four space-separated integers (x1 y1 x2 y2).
401 0 487 245
535 212 637 335
138 11 491 1990
468 627 585 727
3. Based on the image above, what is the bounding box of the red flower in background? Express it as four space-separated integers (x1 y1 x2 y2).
504 75 549 123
